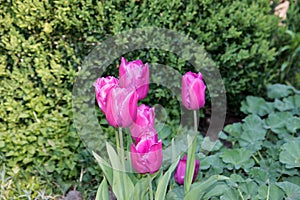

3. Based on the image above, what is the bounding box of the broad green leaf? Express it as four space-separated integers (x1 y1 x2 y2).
279 140 300 168
257 183 284 200
276 181 300 200
166 186 184 200
240 96 273 116
286 117 300 133
265 112 293 135
95 177 109 200
267 84 294 99
239 181 258 198
155 157 180 200
220 188 241 200
184 175 229 200
242 114 266 133
248 167 269 184
224 123 242 139
221 148 253 170
274 98 295 112
239 115 266 150
200 153 225 174
201 137 223 152
282 176 300 187
239 130 265 151
203 182 231 199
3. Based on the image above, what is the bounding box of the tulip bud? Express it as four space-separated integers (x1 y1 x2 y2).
130 134 163 174
130 104 155 141
181 72 206 110
174 155 200 185
119 57 149 100
105 87 138 127
94 76 118 113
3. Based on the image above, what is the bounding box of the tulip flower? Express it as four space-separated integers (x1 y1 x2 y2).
94 76 118 113
119 57 149 100
181 72 206 110
105 86 138 127
130 104 155 141
174 155 200 185
130 134 163 174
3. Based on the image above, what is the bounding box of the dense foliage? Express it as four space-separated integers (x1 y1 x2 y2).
166 84 300 199
0 0 298 199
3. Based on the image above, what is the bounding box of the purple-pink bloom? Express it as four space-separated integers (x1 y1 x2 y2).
119 57 149 100
105 86 138 128
130 104 155 141
94 76 118 113
174 155 200 185
181 72 206 110
130 134 162 174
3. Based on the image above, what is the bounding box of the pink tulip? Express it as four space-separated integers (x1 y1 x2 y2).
94 76 118 113
130 135 163 174
130 104 155 141
181 72 206 110
174 155 200 185
119 57 149 100
105 87 138 127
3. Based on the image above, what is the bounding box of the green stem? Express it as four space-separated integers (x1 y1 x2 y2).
252 155 260 165
115 129 120 156
258 151 263 161
119 127 125 169
266 179 270 200
148 173 153 200
184 110 198 193
237 186 245 200
194 110 197 138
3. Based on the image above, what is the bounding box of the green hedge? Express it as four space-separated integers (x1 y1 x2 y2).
0 0 286 198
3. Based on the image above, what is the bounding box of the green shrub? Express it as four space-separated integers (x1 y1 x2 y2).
0 0 284 198
274 1 300 88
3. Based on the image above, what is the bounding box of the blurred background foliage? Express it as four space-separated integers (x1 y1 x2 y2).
0 0 299 199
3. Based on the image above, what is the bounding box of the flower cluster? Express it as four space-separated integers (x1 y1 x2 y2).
94 57 205 181
94 58 162 174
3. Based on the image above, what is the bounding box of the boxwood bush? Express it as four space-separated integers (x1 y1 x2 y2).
0 0 286 198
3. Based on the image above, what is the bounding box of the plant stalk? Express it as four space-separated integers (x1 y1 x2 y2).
119 127 125 169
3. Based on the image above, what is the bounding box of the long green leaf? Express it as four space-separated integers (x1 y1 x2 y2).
106 142 134 200
155 157 180 200
184 175 229 200
93 151 113 185
184 134 196 193
129 178 149 200
95 177 110 200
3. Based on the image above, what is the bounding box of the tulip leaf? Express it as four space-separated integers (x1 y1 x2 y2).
95 177 110 200
129 178 149 200
155 156 180 200
184 134 196 193
184 175 229 200
93 151 113 185
106 142 134 200
279 140 300 168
